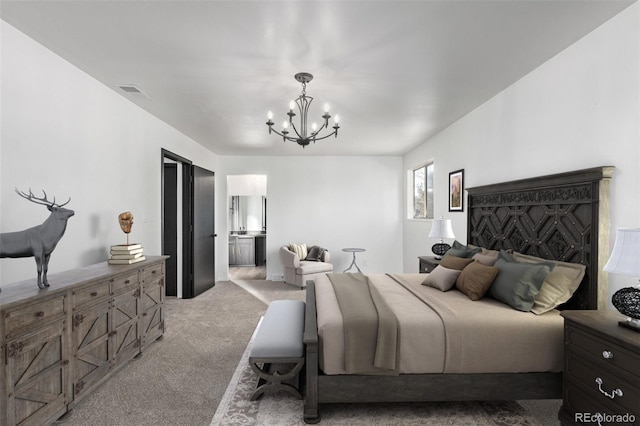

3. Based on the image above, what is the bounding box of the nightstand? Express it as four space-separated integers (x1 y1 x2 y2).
559 310 640 425
418 256 441 273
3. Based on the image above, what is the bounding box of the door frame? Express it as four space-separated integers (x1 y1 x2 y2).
161 149 194 298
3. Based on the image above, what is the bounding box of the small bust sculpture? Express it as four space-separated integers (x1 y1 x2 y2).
118 211 134 244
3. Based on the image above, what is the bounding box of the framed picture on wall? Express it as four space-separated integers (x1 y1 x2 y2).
449 169 464 212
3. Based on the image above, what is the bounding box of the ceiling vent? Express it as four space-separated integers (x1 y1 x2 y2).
117 84 151 99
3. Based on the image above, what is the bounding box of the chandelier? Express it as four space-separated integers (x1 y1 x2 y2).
266 72 340 148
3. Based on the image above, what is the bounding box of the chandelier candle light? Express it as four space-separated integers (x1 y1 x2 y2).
266 72 340 148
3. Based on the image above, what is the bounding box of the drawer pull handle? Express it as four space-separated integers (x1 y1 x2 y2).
595 377 623 399
35 311 45 317
91 292 98 297
125 280 130 284
602 350 614 359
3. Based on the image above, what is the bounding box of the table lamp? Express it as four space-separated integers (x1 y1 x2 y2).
428 218 455 259
603 227 640 332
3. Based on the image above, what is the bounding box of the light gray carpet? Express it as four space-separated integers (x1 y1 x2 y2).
56 281 267 426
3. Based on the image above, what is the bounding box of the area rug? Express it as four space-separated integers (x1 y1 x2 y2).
210 323 544 426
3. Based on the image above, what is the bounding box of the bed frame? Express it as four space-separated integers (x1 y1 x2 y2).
302 166 614 423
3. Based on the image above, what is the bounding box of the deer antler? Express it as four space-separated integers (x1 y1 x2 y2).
15 188 71 207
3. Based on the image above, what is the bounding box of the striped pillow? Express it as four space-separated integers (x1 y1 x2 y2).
289 243 308 260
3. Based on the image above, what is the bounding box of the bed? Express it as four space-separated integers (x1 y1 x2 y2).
302 166 614 423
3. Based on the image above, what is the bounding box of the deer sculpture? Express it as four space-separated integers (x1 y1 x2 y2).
0 189 74 289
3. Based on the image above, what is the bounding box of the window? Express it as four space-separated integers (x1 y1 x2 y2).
412 163 433 219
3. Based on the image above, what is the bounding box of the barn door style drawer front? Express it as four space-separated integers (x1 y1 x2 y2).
142 263 163 282
71 298 111 401
141 277 165 349
5 320 69 426
4 295 65 338
111 271 139 294
72 280 111 308
112 286 141 365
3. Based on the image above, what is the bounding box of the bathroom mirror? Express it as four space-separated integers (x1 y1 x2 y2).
230 196 266 232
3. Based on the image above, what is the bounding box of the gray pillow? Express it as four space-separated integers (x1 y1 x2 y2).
490 251 553 311
422 266 461 291
446 240 482 258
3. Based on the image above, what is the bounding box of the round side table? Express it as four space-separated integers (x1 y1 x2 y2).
342 248 366 273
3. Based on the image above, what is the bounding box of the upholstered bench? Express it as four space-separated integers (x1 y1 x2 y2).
249 300 305 400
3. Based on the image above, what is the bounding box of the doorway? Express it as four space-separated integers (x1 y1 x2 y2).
162 150 216 298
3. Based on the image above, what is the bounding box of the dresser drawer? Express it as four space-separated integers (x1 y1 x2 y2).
4 295 66 336
72 280 111 308
111 271 139 293
142 263 163 282
568 326 640 381
566 352 640 415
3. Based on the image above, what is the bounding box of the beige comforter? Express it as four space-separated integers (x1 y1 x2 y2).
315 273 564 375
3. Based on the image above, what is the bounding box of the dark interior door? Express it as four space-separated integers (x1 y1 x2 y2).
163 163 178 296
192 165 215 297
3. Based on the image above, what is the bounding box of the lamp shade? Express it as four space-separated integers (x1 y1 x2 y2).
429 219 455 239
604 228 640 276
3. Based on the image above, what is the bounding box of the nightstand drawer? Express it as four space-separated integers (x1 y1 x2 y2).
566 352 640 414
568 326 640 380
565 385 639 425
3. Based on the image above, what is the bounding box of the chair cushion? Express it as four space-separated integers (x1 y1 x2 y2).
295 261 333 275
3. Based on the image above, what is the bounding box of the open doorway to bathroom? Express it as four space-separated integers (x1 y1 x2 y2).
228 175 267 280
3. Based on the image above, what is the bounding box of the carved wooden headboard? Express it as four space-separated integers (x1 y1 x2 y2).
466 166 614 310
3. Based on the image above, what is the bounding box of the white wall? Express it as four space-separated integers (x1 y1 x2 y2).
217 156 404 280
403 4 640 304
0 21 218 285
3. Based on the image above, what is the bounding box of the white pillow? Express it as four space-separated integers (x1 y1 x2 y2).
421 265 461 291
288 242 308 260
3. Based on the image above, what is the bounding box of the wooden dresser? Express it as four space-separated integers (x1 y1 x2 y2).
560 310 640 425
0 256 167 426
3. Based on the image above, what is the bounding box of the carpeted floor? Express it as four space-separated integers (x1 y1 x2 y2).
56 281 268 426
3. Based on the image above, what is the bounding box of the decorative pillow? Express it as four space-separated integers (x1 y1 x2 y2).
422 266 461 291
288 242 308 260
446 240 482 258
440 254 474 271
490 252 553 311
455 261 499 301
305 245 327 262
511 252 586 314
472 251 498 266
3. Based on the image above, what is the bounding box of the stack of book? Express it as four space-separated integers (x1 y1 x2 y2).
108 243 145 264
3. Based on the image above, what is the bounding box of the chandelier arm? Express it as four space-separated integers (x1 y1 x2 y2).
310 120 330 137
308 129 338 142
267 126 298 143
288 121 304 140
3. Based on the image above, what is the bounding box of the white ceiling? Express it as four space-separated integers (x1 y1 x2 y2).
1 0 634 156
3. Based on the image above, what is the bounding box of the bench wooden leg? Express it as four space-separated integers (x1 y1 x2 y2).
249 358 304 401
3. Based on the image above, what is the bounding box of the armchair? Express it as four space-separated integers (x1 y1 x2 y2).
279 245 333 288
